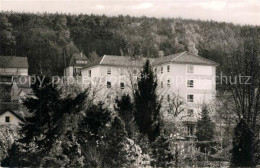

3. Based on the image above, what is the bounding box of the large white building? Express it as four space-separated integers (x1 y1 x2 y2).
79 51 218 136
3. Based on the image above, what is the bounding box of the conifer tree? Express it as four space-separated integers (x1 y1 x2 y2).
134 59 161 142
114 94 135 137
231 119 253 167
151 134 174 167
195 105 215 141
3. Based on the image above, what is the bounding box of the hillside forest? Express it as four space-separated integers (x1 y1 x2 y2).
1 12 259 75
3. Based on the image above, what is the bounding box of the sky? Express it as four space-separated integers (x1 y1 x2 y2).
0 0 259 25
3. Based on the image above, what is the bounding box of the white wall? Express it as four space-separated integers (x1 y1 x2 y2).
64 66 73 76
81 62 217 115
0 111 23 125
156 63 216 120
81 65 140 107
0 68 28 76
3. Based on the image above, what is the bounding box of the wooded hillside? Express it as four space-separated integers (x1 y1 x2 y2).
0 12 259 75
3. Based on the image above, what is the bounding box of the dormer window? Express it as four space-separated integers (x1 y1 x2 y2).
161 67 163 74
107 67 111 75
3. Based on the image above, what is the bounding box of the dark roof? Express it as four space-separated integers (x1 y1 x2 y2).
153 51 219 66
83 55 150 69
173 52 219 66
0 56 29 68
152 52 183 65
0 108 25 122
68 53 89 66
83 51 218 69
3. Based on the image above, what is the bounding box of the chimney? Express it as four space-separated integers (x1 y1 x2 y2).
80 51 83 57
158 51 164 57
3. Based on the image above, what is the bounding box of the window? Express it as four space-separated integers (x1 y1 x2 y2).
161 81 163 88
134 83 138 90
107 95 112 104
167 94 170 101
107 67 111 75
187 80 194 88
107 81 111 88
187 109 194 117
167 65 170 72
73 67 82 77
187 65 194 73
154 68 157 73
161 67 163 74
120 69 124 75
5 116 10 123
187 94 194 102
133 69 137 76
187 125 194 136
161 95 164 100
88 70 91 77
120 82 125 89
167 79 170 87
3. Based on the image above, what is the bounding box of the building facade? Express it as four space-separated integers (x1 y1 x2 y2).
0 56 30 125
80 51 218 137
64 53 89 77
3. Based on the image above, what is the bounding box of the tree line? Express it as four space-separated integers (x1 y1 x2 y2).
1 11 258 76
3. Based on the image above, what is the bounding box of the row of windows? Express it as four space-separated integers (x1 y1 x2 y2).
163 94 194 103
154 65 194 74
88 68 139 77
87 65 194 77
107 81 125 89
159 79 194 88
154 65 171 74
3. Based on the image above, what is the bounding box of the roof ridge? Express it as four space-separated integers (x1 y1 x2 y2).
189 52 219 65
171 51 186 61
100 55 106 64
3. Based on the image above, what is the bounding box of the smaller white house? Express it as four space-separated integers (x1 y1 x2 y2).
0 109 24 125
0 56 28 76
64 53 89 77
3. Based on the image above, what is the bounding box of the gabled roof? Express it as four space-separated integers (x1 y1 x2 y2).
83 51 218 69
0 109 25 122
173 52 219 66
68 53 89 66
152 52 183 65
153 51 219 66
83 55 150 69
0 56 28 68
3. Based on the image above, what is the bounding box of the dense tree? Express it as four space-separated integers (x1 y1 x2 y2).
0 12 256 76
231 119 253 167
196 105 215 141
220 27 260 166
151 134 174 167
2 77 89 167
134 59 161 142
0 14 16 55
114 94 135 137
